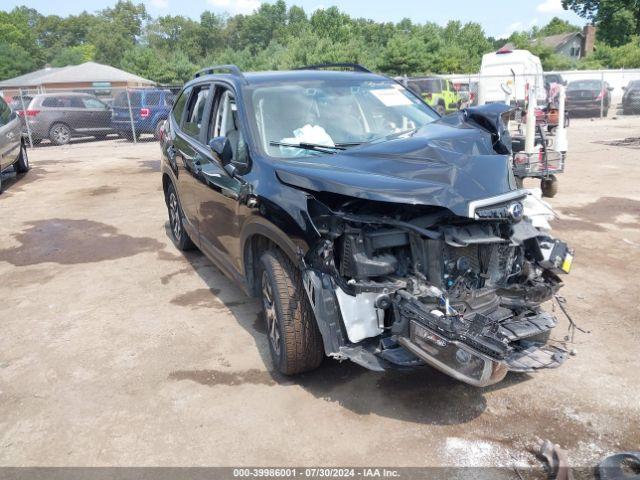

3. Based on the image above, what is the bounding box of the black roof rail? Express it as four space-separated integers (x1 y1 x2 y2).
193 64 248 84
296 63 373 73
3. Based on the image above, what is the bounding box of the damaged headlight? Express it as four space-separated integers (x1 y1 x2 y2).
399 321 508 387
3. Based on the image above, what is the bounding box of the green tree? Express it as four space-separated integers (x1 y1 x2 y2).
50 44 96 66
538 17 581 36
90 1 148 65
379 34 426 75
562 0 640 46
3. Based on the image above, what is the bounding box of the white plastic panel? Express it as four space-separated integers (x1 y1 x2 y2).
335 288 384 343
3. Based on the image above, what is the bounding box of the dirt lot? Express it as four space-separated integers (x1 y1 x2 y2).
1 119 639 470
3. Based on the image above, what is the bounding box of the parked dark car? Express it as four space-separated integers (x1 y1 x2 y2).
565 79 612 116
111 89 174 141
22 93 113 145
0 96 29 192
161 64 573 387
621 80 640 115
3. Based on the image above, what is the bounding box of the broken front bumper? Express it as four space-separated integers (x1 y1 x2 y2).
304 269 568 388
399 320 567 387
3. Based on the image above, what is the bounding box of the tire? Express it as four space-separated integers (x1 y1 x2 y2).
15 142 29 174
49 123 71 145
541 175 558 198
258 249 324 375
166 183 195 251
154 120 165 141
436 104 446 116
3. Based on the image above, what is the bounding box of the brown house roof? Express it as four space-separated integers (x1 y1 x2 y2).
0 62 154 88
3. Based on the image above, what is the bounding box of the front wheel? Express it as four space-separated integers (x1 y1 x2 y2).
259 249 324 375
166 183 194 251
15 142 30 173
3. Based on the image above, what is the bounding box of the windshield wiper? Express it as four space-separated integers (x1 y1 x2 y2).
364 127 420 145
269 141 346 154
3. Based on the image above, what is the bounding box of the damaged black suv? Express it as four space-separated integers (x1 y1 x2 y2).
161 64 574 387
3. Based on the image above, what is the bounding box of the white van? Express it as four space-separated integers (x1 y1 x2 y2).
477 49 546 106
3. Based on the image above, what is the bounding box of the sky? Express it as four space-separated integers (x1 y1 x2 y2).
3 0 586 39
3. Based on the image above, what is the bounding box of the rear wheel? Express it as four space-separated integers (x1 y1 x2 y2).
49 123 71 145
259 249 324 375
15 142 29 173
166 183 194 251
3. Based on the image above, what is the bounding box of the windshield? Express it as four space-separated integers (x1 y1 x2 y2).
247 79 438 158
567 80 602 91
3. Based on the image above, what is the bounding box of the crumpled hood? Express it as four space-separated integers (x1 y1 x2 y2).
274 104 518 218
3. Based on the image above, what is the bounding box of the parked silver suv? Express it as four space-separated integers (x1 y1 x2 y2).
0 96 29 192
23 93 113 145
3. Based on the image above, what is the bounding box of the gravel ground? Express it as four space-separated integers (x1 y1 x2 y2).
0 119 639 470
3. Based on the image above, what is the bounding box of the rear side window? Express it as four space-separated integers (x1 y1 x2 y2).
113 91 142 107
182 85 211 140
145 92 162 106
42 96 84 108
171 87 191 124
417 79 442 93
82 97 107 109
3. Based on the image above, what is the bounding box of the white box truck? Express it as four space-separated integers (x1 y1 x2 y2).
477 48 546 106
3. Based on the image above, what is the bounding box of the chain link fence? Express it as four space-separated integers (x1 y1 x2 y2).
4 68 640 151
425 69 640 118
4 85 176 148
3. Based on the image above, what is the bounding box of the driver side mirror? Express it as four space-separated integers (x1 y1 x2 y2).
209 136 233 166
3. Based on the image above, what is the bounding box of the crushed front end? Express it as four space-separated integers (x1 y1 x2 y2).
302 192 573 387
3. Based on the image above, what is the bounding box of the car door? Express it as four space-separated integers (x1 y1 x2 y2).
58 96 87 133
0 97 21 170
171 83 214 238
81 96 112 133
193 85 247 275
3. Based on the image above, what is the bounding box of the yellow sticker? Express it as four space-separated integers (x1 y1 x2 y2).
562 253 573 273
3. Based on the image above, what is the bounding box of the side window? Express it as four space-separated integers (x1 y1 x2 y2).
171 87 191 124
145 92 161 106
43 97 62 107
0 98 10 126
182 84 211 140
82 97 107 109
210 88 248 167
70 97 85 108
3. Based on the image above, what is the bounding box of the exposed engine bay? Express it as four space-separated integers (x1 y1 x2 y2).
302 191 573 387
